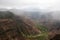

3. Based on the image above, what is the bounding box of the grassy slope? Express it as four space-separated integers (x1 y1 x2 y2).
24 24 49 40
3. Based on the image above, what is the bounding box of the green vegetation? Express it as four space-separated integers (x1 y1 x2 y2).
25 33 49 40
22 24 49 40
36 24 48 32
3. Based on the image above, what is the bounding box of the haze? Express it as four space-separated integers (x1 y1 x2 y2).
0 0 60 11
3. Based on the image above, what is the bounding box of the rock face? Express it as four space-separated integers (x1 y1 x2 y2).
0 11 41 40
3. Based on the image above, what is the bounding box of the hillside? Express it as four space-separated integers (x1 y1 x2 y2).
0 11 42 40
21 11 60 40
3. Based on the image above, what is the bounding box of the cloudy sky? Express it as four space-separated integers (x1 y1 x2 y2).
0 0 60 10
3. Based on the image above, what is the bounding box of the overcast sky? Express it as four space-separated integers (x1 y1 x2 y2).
0 0 60 11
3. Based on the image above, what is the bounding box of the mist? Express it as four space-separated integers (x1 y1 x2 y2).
0 0 60 20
